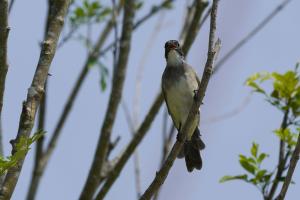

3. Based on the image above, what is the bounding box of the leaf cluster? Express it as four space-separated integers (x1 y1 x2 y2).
70 0 112 26
0 131 44 175
220 143 273 194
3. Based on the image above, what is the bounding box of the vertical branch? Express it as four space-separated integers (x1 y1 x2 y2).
0 0 9 161
139 0 220 199
94 0 212 198
181 0 208 54
0 1 70 199
266 109 290 200
79 1 136 199
275 131 300 200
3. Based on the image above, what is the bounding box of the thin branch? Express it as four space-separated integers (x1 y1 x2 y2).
153 123 175 200
275 132 300 200
98 0 176 57
94 1 213 198
26 1 53 198
214 0 292 73
0 1 70 199
121 101 142 199
8 0 14 14
266 108 290 200
94 93 164 200
202 94 251 124
79 1 136 199
181 0 208 55
111 0 119 75
139 0 220 198
0 0 9 169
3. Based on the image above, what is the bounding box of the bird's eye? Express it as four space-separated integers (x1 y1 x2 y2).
176 42 179 47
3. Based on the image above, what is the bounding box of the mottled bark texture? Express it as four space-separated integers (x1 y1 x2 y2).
79 1 136 199
0 1 70 199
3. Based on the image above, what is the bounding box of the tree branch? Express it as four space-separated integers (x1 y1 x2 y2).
139 0 220 199
79 1 136 199
266 108 290 200
94 1 216 199
214 0 292 73
0 0 9 169
94 93 164 200
275 131 300 200
0 1 70 199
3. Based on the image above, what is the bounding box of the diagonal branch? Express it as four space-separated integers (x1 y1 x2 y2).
79 1 136 199
0 1 70 199
94 1 210 199
139 0 220 199
275 131 300 200
214 0 292 73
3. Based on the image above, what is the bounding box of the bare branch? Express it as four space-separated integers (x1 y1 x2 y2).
139 0 220 198
0 1 70 199
94 1 212 198
8 0 14 14
0 0 9 167
79 1 136 199
275 132 300 200
99 0 176 57
214 0 292 73
181 0 208 54
94 93 164 200
266 108 290 200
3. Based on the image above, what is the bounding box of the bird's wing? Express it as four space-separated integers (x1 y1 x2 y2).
161 79 171 115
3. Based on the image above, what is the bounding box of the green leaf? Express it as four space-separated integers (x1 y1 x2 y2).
239 158 256 175
219 174 248 183
251 142 258 158
257 153 268 164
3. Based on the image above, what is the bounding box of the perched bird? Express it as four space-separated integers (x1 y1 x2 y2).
161 40 205 172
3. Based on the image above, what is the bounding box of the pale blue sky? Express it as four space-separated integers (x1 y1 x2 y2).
2 0 300 199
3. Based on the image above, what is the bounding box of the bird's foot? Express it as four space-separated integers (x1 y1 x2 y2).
176 132 184 142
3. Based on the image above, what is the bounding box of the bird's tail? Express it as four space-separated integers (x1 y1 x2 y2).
177 128 205 172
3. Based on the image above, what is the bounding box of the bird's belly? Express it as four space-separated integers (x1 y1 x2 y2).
167 78 195 129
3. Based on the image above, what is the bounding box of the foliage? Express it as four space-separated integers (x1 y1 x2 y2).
221 64 300 198
70 0 112 26
0 131 45 175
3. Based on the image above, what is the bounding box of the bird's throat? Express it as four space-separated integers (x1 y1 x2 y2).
167 50 183 67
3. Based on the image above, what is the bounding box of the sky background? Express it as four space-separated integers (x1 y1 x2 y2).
2 0 300 199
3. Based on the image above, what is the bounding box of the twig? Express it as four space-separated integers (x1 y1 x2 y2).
266 108 290 200
0 1 70 199
202 94 251 124
26 1 53 198
181 0 208 54
139 0 220 199
153 123 175 200
0 0 9 166
8 0 14 14
79 1 136 199
57 25 78 48
94 93 164 200
111 0 119 75
98 0 176 57
214 0 292 73
94 1 213 198
275 132 300 200
121 101 142 198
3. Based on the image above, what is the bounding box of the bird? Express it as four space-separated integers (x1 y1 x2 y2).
161 40 205 172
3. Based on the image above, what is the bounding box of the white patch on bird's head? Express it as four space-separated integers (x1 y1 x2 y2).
167 49 184 67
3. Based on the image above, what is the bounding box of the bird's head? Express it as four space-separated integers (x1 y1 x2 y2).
164 40 184 66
